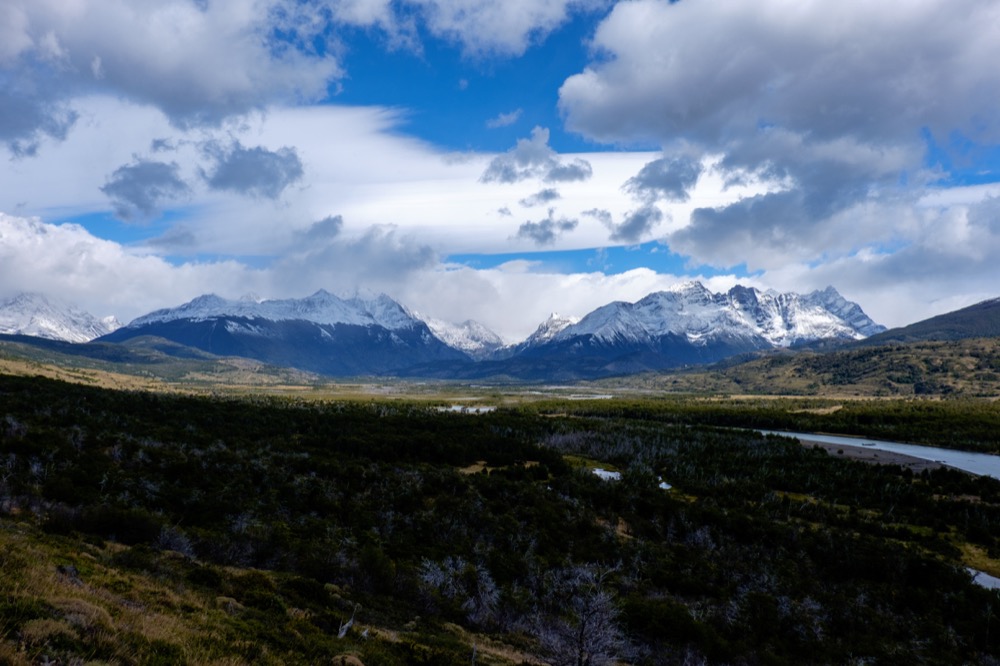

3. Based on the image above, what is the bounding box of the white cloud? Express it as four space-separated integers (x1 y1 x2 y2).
486 108 523 129
480 127 593 184
0 0 343 150
5 203 999 342
0 210 722 340
404 0 606 57
557 0 1000 296
560 0 1000 147
0 0 611 153
0 97 671 261
0 212 266 322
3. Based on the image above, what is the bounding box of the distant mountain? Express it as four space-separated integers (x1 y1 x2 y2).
0 293 121 343
100 290 469 376
488 313 581 361
406 282 886 381
420 316 505 360
470 283 880 379
14 282 888 381
864 297 1000 344
538 283 884 350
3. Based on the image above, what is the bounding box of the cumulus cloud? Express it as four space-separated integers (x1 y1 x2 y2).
0 0 614 154
561 0 1000 147
294 215 345 247
519 188 561 207
624 155 702 203
0 212 264 322
481 127 593 184
0 0 344 145
100 159 190 221
559 0 1000 269
401 0 604 57
201 141 304 199
486 109 523 129
605 205 663 244
274 224 438 294
516 208 578 245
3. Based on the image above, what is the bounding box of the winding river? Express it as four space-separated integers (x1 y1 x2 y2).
761 430 1000 481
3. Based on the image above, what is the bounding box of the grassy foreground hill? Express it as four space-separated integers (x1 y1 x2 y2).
6 332 1000 401
4 374 1000 663
595 337 1000 398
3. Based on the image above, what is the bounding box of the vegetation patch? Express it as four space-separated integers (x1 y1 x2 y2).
3 373 1000 663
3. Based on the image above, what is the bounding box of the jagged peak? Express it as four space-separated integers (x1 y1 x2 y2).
667 279 711 294
539 283 884 348
128 290 420 331
0 292 120 343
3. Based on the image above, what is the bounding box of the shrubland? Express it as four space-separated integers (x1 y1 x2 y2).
2 374 1000 664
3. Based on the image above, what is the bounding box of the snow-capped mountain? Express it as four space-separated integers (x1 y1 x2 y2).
0 293 121 343
130 289 419 331
101 290 468 376
525 313 581 345
543 282 884 349
472 282 887 380
421 316 505 360
5 283 887 380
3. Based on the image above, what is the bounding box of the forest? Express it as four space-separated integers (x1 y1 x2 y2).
3 373 1000 664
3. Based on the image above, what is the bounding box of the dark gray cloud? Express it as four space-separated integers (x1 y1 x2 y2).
582 208 613 226
201 141 303 199
481 127 592 184
516 208 579 245
546 159 593 183
100 159 190 220
145 225 197 250
301 215 344 243
624 155 702 202
289 215 344 251
606 205 663 243
519 188 561 207
0 87 77 157
669 190 848 270
150 138 177 153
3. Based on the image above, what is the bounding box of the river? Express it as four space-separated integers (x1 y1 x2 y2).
761 430 1000 481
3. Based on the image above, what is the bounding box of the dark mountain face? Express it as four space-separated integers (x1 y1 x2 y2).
865 298 1000 344
98 317 471 376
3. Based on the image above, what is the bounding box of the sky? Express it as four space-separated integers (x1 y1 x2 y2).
2 0 1000 342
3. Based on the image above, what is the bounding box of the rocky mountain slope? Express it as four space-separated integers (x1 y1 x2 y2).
0 293 120 343
100 290 468 376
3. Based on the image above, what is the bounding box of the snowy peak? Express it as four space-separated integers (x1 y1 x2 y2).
0 293 121 343
422 317 505 359
128 291 422 331
801 286 886 338
525 313 581 345
544 282 884 348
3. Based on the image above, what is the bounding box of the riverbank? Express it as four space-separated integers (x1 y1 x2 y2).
798 438 946 473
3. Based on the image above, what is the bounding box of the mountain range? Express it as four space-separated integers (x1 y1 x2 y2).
0 293 121 343
0 283 901 380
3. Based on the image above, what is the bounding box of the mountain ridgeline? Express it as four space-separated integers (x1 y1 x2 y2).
82 282 886 380
0 293 121 343
98 291 469 377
